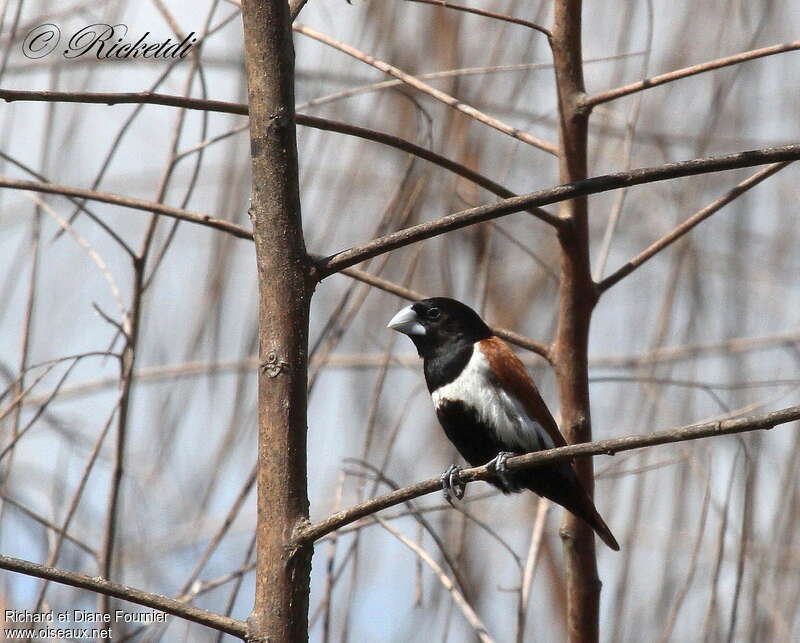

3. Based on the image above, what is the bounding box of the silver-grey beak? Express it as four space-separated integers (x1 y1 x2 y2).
387 305 426 336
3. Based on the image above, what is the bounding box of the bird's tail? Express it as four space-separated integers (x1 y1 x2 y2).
578 498 620 551
524 464 620 551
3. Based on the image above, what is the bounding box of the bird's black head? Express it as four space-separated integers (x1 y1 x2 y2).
387 297 492 358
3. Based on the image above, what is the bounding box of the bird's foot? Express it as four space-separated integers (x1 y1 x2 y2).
489 451 516 474
440 464 465 505
488 451 519 489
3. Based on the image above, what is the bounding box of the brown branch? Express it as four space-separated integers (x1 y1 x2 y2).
288 0 308 21
0 176 254 239
0 555 246 638
0 88 248 114
317 144 800 277
293 24 558 155
0 88 559 226
241 0 312 639
591 328 800 369
3 177 551 359
584 40 800 108
6 145 799 362
376 518 496 643
295 405 800 545
549 2 599 640
404 0 551 38
598 161 792 292
302 115 560 226
332 268 552 359
7 146 799 355
299 53 646 111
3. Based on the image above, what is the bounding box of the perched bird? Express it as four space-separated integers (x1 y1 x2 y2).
388 297 619 551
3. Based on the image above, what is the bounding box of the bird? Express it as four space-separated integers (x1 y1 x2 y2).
387 297 619 551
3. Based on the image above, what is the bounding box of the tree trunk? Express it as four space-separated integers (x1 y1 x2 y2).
241 1 313 640
550 2 602 642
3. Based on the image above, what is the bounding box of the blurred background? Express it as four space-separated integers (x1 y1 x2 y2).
1 0 799 641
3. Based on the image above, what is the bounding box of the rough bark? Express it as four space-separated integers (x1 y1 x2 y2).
240 0 313 640
550 2 602 642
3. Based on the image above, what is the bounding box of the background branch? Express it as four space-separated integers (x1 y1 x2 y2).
0 555 246 638
317 144 800 276
585 40 800 107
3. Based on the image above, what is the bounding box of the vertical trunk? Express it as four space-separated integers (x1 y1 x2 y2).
241 1 313 640
550 2 601 642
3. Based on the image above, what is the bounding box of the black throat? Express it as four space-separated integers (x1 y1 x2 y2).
422 340 474 393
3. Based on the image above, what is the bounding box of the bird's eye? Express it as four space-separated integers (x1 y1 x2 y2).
427 307 441 320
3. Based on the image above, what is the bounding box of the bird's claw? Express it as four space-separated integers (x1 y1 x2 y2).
440 464 465 505
489 451 518 490
490 451 516 474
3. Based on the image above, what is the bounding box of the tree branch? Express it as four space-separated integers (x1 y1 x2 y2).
317 144 800 277
293 24 558 155
0 176 254 239
549 2 600 640
294 405 800 545
0 555 246 638
330 269 552 359
377 518 496 643
0 88 558 226
598 161 792 292
2 176 551 359
584 40 800 108
241 0 312 639
404 0 551 38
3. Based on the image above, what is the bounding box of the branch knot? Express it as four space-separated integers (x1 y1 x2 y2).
261 351 289 378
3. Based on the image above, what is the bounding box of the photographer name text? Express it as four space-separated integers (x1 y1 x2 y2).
23 23 197 60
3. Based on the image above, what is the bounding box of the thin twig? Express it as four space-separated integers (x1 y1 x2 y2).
376 518 496 643
299 54 645 112
403 0 551 37
0 176 253 239
0 554 246 638
0 85 561 226
316 144 800 277
584 40 800 107
293 24 558 155
599 161 792 292
0 493 96 557
517 499 550 643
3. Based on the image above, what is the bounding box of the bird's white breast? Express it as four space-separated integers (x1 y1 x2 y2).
431 347 554 452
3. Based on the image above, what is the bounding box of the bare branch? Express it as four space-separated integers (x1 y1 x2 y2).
7 149 797 363
295 405 800 545
293 24 558 155
5 178 551 359
584 40 800 108
317 145 800 277
404 0 551 38
0 89 558 225
377 517 496 643
0 554 246 638
598 161 793 292
591 328 800 369
0 176 253 239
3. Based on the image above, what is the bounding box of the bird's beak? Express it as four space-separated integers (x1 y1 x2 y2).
387 305 426 336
